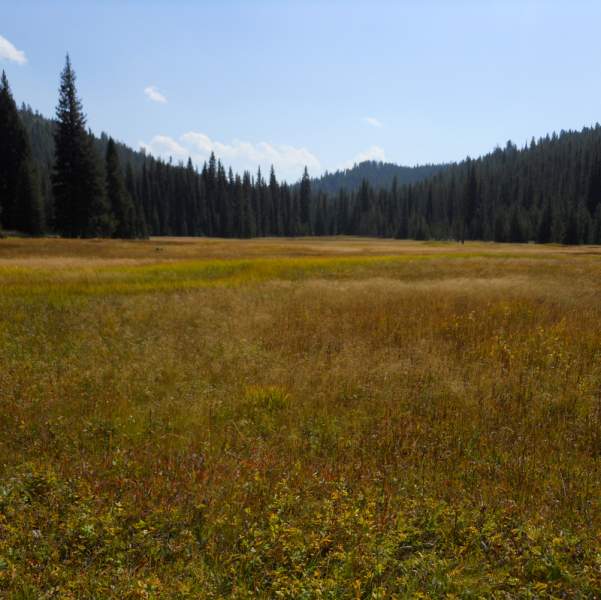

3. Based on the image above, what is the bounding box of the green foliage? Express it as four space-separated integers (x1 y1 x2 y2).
0 70 32 232
52 56 112 238
14 160 45 235
105 138 137 238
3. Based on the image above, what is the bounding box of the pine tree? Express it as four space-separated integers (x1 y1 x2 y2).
314 192 326 235
204 153 218 234
587 153 601 216
105 138 136 238
463 159 479 241
537 201 552 244
125 162 148 238
84 130 113 237
494 209 508 242
15 160 45 235
299 167 312 235
269 166 282 234
52 55 112 237
563 207 580 245
0 71 31 231
593 205 601 244
509 206 526 242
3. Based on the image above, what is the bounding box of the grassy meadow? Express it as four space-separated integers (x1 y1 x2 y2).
1 236 600 598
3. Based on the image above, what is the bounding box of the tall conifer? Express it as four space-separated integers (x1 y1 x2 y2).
0 71 31 231
53 55 111 237
105 138 136 238
299 167 312 235
15 160 45 235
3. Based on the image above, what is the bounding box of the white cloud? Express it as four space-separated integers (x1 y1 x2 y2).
341 145 386 169
144 85 167 104
140 135 187 159
364 116 383 128
0 35 27 64
140 131 320 182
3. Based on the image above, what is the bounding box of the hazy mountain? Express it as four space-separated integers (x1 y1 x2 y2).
311 161 450 194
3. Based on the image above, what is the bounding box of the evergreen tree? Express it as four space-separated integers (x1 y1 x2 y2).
509 206 527 242
536 201 552 244
0 71 31 231
493 209 508 242
593 205 601 244
125 162 148 238
299 167 312 235
52 55 111 237
463 159 479 241
563 207 581 245
105 138 136 238
587 153 601 216
14 160 45 235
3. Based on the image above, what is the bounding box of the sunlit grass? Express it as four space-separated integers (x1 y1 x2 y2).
0 250 581 299
0 237 600 598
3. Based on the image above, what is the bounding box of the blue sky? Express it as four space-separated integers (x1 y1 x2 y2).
2 0 601 182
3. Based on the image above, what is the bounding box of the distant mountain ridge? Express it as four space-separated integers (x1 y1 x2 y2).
311 161 450 194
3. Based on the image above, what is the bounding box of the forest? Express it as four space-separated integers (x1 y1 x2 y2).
2 57 601 243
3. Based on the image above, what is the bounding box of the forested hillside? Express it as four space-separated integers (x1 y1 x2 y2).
311 161 448 194
2 59 601 242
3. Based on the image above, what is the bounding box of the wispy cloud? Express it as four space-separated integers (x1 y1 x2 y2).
0 35 27 65
140 132 320 182
341 145 386 169
364 116 383 128
144 85 167 104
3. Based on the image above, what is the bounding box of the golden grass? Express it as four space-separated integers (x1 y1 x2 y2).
0 237 600 598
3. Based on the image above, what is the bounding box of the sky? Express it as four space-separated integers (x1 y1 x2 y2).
2 0 601 182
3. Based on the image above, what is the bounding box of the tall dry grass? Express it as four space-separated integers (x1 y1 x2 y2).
0 237 600 598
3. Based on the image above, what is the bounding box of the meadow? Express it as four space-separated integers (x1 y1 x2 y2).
0 236 600 598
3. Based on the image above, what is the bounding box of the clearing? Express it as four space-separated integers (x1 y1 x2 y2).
1 237 600 598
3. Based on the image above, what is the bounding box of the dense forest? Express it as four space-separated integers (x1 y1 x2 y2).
2 57 601 243
311 161 448 195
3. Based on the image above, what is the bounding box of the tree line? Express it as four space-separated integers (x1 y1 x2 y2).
2 56 601 243
312 161 448 196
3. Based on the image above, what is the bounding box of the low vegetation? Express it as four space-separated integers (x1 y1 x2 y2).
1 237 600 598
